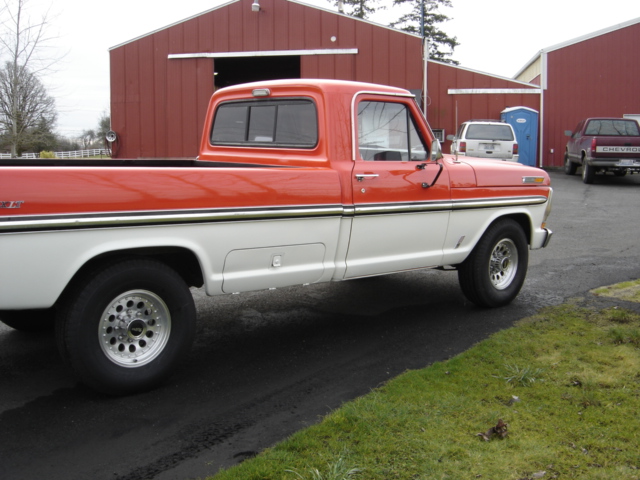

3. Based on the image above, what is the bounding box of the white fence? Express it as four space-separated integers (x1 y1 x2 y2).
0 149 109 159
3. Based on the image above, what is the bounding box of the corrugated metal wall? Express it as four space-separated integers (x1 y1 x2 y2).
109 0 540 160
110 0 426 158
543 22 640 167
427 62 540 149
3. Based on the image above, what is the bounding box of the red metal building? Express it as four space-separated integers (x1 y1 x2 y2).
515 18 640 168
109 0 540 160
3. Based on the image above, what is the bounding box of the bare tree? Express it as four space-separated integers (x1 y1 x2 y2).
0 0 59 156
0 61 56 154
79 128 96 149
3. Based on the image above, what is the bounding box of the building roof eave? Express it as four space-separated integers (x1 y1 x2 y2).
109 0 242 51
428 58 540 88
109 0 422 52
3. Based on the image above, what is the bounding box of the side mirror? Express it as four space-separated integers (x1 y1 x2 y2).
431 139 443 161
564 130 573 137
446 134 455 141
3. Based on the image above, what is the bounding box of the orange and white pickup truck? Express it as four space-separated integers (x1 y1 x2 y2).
0 79 552 394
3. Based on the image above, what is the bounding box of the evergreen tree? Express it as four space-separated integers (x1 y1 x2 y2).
332 0 459 64
26 114 58 153
332 0 385 19
391 0 459 64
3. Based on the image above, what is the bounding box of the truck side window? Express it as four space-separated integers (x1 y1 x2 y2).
357 101 427 161
211 99 318 147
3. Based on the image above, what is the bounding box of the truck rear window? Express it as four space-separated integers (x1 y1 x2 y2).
584 119 640 136
210 98 318 148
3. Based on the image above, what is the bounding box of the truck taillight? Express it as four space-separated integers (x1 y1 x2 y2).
459 141 466 153
513 143 519 155
591 137 597 151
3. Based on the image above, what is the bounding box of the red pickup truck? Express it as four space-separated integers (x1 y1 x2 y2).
564 117 640 183
0 79 553 394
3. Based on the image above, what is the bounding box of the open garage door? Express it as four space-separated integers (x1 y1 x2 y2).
214 56 300 90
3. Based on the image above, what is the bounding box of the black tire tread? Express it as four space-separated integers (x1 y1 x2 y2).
458 219 528 308
55 257 196 395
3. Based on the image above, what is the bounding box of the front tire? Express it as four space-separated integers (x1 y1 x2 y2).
458 219 529 308
56 258 196 395
564 152 577 175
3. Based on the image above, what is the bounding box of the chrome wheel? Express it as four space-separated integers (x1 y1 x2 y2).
489 238 518 290
458 219 528 307
98 290 171 368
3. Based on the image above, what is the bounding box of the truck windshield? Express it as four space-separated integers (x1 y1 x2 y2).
585 119 640 136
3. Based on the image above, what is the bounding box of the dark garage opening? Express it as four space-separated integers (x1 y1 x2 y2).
214 56 301 89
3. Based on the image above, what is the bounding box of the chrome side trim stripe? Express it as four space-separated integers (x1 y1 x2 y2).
450 195 548 210
353 195 548 215
353 200 452 215
0 205 344 233
0 195 549 233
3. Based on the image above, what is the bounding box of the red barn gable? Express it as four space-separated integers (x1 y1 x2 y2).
109 0 540 160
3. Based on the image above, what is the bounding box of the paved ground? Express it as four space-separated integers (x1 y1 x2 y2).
1 170 639 480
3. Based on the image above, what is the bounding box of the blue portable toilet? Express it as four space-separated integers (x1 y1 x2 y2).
501 107 539 166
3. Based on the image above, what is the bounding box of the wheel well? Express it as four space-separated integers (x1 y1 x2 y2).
61 247 204 303
496 214 532 245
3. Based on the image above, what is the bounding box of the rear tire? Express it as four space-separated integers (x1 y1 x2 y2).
56 258 196 395
582 161 595 184
0 309 55 332
458 219 529 308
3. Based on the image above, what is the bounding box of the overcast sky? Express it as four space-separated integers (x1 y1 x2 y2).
6 0 640 139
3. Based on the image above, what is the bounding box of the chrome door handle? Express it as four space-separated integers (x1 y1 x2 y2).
355 173 379 182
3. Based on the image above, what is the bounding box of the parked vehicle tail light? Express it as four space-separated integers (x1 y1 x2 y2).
459 141 466 153
513 143 519 155
590 137 597 152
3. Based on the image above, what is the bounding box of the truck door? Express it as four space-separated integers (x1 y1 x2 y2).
345 96 451 278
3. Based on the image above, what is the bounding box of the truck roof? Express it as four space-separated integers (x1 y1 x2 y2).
584 117 637 121
214 78 413 98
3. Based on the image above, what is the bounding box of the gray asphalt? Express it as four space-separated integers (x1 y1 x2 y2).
1 169 639 480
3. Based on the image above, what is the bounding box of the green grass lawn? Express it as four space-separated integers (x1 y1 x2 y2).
210 291 640 480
